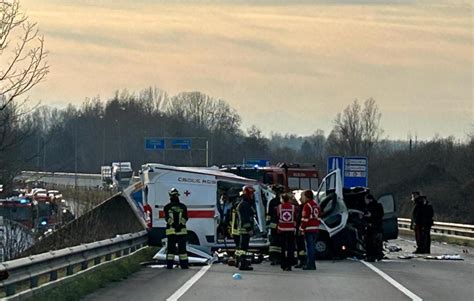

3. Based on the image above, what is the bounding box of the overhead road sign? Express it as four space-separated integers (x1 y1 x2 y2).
145 138 165 150
171 139 192 150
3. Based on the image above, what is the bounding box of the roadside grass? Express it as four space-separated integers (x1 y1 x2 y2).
28 247 158 301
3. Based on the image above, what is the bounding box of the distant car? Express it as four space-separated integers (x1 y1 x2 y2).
47 190 63 201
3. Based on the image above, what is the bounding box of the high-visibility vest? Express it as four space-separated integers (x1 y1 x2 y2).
300 199 321 233
277 202 296 233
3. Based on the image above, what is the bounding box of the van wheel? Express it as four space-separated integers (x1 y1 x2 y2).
315 235 331 259
187 232 200 246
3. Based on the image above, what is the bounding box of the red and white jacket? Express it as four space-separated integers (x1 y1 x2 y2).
276 202 297 233
299 199 321 233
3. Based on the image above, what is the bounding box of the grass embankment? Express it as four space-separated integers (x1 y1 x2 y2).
27 247 158 301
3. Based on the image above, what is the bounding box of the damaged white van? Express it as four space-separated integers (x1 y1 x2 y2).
137 164 269 252
310 168 399 258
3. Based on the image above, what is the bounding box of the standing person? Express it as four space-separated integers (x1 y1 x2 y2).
299 190 321 270
294 195 307 268
164 188 189 269
410 192 434 254
276 193 297 271
267 184 284 265
237 185 257 271
363 194 384 262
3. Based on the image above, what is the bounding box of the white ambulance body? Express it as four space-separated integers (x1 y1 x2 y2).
139 164 268 251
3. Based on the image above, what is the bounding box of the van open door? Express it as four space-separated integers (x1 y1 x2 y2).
378 194 398 240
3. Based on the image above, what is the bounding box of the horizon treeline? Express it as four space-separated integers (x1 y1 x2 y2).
1 87 473 223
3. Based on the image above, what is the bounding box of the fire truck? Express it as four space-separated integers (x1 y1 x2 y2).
220 163 320 191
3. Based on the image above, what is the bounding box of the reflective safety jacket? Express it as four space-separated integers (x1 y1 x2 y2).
237 197 255 235
300 199 321 233
164 201 188 236
276 202 297 233
266 196 281 230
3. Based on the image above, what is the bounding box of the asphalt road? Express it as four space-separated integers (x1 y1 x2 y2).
84 238 474 301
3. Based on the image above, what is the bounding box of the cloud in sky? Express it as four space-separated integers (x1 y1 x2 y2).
18 0 473 139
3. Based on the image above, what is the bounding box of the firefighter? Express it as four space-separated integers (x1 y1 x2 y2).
299 190 321 270
410 192 434 254
276 193 297 271
294 195 306 268
164 188 189 269
364 194 384 262
237 185 256 271
230 195 241 268
267 184 284 265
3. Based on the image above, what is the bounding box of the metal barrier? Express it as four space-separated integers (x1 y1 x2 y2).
0 231 148 297
398 218 474 238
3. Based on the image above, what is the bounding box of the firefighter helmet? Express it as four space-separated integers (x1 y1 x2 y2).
271 184 285 194
242 185 255 198
169 188 180 197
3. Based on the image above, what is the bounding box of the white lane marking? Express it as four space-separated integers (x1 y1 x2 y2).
360 260 423 301
166 264 212 301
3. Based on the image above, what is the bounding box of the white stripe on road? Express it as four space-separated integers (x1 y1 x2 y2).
166 264 212 301
360 260 422 301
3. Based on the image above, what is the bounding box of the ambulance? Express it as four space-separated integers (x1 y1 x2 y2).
135 164 269 252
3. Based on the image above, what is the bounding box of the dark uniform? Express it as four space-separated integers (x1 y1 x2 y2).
294 202 306 268
411 195 434 254
267 193 282 265
164 188 189 269
236 186 256 271
364 196 384 262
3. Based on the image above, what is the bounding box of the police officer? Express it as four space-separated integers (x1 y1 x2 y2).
267 184 284 265
237 185 256 271
276 193 297 271
411 192 434 254
164 188 189 269
364 194 384 262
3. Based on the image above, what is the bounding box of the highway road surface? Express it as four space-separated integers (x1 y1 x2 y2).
84 238 474 301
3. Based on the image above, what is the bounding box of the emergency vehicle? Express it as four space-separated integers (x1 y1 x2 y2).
131 164 269 251
221 163 319 191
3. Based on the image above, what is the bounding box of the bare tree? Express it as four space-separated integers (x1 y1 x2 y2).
329 98 383 156
1 217 35 261
0 0 49 111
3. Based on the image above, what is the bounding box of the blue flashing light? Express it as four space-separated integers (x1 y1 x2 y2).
19 199 29 204
40 221 47 226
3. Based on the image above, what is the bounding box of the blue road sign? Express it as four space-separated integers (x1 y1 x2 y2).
327 156 344 174
171 139 191 150
343 156 368 187
145 138 165 150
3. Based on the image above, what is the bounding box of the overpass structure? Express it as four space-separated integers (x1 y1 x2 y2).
16 171 103 188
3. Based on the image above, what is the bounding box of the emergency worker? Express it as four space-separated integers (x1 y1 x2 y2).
299 190 321 270
267 184 284 265
164 188 189 269
363 194 384 262
237 185 256 271
410 192 434 254
294 194 306 268
276 193 297 271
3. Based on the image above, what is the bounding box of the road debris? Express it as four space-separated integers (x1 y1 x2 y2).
386 245 402 252
424 254 463 261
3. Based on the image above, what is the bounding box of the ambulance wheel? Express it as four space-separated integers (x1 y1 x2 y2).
187 232 200 246
315 233 331 259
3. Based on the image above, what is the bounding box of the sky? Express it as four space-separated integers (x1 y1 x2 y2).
17 0 474 139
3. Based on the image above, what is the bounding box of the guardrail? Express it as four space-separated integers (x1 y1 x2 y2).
398 218 474 238
0 231 148 298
